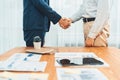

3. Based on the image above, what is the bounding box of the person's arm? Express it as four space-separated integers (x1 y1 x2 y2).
70 4 85 23
88 0 110 39
30 0 61 24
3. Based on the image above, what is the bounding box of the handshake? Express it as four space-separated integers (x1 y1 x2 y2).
58 17 72 29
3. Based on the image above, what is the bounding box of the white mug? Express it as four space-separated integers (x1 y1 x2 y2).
33 42 41 49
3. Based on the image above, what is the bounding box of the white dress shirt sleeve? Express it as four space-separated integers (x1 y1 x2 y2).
88 0 110 39
70 5 85 23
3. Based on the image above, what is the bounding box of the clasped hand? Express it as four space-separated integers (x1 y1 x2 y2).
59 18 72 29
85 37 94 47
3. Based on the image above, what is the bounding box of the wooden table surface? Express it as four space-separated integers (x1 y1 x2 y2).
0 47 120 80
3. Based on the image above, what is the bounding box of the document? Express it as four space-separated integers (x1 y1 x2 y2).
0 53 47 72
55 52 109 67
55 52 97 58
0 72 49 80
0 61 6 70
0 61 47 72
57 68 108 80
5 53 41 62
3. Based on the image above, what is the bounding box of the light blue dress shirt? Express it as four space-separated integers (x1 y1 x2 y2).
70 0 112 38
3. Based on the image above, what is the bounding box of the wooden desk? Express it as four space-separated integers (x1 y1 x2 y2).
0 47 120 80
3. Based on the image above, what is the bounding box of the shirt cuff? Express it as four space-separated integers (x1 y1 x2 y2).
52 14 62 24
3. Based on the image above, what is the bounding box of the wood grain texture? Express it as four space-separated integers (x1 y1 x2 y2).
0 47 120 80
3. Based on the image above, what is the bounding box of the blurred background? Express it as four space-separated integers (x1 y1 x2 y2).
0 0 120 54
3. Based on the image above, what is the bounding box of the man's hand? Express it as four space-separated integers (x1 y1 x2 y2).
85 37 94 47
58 18 71 29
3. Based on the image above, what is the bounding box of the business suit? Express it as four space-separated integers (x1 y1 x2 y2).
23 0 61 47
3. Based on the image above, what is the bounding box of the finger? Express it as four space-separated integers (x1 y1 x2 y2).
64 25 69 29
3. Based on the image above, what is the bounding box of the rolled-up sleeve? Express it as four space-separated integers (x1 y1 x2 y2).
70 5 85 23
88 0 110 38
